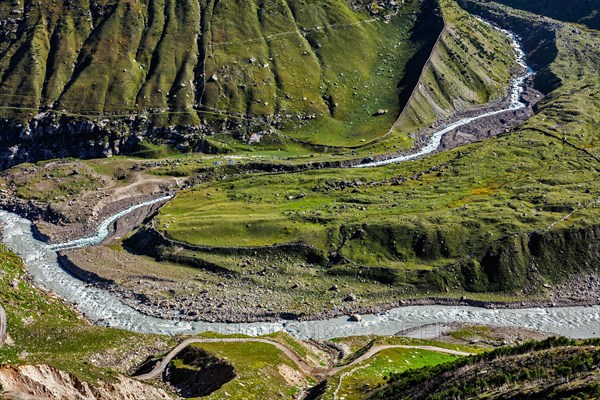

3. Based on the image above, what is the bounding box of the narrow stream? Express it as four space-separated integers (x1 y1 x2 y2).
49 195 174 251
355 21 531 168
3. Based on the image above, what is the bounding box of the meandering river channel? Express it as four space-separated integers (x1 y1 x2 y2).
2 25 597 341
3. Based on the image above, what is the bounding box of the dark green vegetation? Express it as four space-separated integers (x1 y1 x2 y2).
375 337 600 399
491 0 600 29
163 346 236 398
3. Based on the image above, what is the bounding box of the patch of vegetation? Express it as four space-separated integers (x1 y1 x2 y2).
375 337 600 399
184 341 311 400
0 245 174 383
129 142 179 159
328 348 458 400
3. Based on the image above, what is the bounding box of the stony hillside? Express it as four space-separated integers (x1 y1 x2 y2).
492 0 600 29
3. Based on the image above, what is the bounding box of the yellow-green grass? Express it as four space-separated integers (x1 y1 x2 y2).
185 341 313 400
157 127 599 267
325 348 459 400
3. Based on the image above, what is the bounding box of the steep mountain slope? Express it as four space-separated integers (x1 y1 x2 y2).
460 0 600 158
0 1 431 140
389 0 517 136
494 0 600 29
0 0 521 166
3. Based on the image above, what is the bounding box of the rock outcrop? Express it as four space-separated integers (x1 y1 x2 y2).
0 364 173 400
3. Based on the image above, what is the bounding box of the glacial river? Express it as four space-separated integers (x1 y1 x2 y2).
356 20 531 168
1 207 600 340
1 25 598 340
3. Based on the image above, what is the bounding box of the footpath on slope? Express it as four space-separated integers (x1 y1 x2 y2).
134 337 472 381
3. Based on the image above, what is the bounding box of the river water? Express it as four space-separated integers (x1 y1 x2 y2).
355 21 532 168
1 25 597 341
1 206 600 340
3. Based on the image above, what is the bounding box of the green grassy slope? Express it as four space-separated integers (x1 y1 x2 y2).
388 0 517 137
375 337 600 400
0 0 453 148
460 0 600 159
324 348 458 399
154 2 600 300
0 0 523 153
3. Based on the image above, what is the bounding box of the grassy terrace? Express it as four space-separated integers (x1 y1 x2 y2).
327 348 457 399
157 128 598 268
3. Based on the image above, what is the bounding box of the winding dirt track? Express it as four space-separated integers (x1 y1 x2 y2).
328 344 470 376
134 338 471 381
0 305 6 347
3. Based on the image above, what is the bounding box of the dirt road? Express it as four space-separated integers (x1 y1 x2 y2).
134 337 472 381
